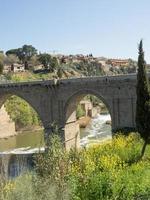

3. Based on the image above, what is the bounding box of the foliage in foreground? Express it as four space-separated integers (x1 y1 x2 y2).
1 133 150 200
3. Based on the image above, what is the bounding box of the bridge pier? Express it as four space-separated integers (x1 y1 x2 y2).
64 121 80 151
111 97 136 132
44 122 80 151
44 127 52 143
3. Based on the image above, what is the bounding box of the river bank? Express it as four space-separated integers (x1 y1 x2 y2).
17 125 43 134
0 125 43 141
77 116 91 128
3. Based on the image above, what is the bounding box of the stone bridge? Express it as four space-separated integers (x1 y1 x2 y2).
0 74 138 149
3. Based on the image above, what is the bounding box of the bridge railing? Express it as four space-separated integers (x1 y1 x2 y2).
0 72 143 85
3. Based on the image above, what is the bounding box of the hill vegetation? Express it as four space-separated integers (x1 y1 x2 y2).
4 96 41 131
0 44 138 80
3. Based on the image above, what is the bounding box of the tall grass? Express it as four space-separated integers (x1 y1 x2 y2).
1 133 150 200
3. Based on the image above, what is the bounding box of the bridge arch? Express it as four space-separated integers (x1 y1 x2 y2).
64 89 112 123
63 89 112 150
0 74 137 150
0 93 44 151
0 92 45 127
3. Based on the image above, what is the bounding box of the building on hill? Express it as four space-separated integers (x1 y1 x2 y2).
4 63 25 73
106 59 129 67
97 60 107 66
11 64 25 72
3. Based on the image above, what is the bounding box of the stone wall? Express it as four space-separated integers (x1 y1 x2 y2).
0 105 16 139
65 122 80 150
80 100 99 118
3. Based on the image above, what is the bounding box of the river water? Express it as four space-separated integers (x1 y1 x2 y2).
0 114 111 177
0 131 44 153
0 113 111 153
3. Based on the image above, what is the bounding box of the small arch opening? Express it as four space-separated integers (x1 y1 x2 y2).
0 95 44 152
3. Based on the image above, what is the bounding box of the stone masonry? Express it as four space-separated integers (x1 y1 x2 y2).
0 105 16 138
0 74 138 149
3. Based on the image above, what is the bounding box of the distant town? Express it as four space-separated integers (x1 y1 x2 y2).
0 45 143 81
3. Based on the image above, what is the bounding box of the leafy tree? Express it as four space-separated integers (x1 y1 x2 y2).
0 61 3 74
21 45 37 60
51 57 59 70
6 48 19 56
29 55 40 67
0 52 4 74
38 54 59 72
6 45 37 69
136 40 150 158
4 54 19 65
0 52 4 63
38 53 52 70
76 104 85 119
57 67 63 78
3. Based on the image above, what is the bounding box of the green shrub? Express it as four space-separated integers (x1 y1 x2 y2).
0 61 3 74
5 95 41 129
34 134 71 199
76 104 85 119
1 133 150 200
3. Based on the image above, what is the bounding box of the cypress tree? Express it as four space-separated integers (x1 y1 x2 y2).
136 40 150 157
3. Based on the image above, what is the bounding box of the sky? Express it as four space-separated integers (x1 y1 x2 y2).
1 0 150 62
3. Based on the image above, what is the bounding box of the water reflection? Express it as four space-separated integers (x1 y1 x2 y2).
0 130 44 152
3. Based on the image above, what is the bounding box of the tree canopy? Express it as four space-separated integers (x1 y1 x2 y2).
6 45 37 69
38 53 59 71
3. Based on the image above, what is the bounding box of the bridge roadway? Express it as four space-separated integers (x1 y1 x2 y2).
0 73 139 149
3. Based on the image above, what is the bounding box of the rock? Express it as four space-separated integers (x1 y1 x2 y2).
106 120 111 125
78 116 91 128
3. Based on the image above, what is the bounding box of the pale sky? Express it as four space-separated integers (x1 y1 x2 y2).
1 0 150 62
